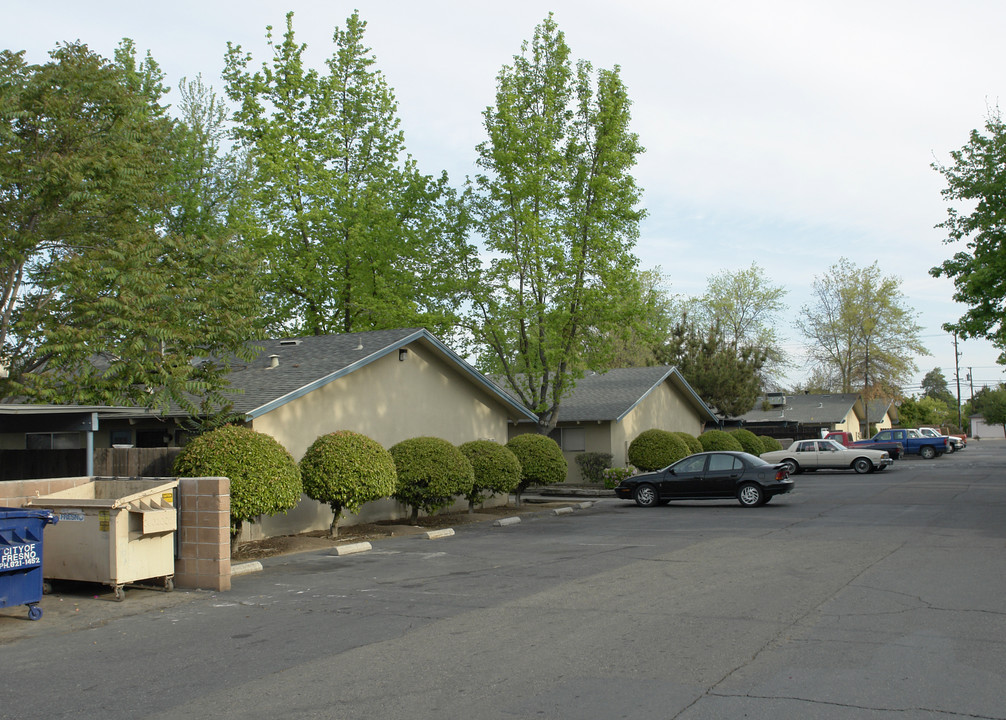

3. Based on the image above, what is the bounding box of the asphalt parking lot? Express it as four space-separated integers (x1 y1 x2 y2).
2 439 1005 720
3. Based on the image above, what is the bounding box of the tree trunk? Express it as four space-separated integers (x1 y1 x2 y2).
410 506 419 524
328 504 342 538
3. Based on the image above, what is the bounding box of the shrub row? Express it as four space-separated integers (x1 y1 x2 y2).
615 427 784 475
173 426 568 538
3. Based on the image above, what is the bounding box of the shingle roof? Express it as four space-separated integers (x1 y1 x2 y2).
520 366 717 424
735 393 860 425
212 328 536 421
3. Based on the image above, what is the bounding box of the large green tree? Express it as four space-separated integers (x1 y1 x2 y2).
696 262 788 385
795 258 927 423
656 315 766 418
0 42 261 412
931 111 1006 363
463 15 646 431
223 12 463 337
921 367 957 407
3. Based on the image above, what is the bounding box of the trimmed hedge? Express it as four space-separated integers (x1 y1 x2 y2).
673 431 704 455
729 428 765 455
575 451 613 484
459 440 522 511
390 436 475 523
697 429 744 452
759 435 783 452
628 429 689 471
300 430 397 536
506 433 567 505
173 425 302 538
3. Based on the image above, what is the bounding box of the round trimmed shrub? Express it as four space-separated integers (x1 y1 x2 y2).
628 429 689 471
759 435 783 452
506 433 567 506
459 440 522 511
173 425 302 542
697 429 744 452
729 428 765 455
300 430 397 536
673 432 704 455
390 437 475 523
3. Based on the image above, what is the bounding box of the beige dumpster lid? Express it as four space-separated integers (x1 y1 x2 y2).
26 479 179 509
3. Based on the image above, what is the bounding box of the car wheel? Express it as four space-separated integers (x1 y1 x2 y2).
853 457 872 474
946 443 955 454
633 484 659 508
737 483 764 507
920 445 936 460
782 459 800 475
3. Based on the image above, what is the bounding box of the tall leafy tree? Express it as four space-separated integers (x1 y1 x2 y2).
464 15 646 431
697 262 788 384
656 315 766 418
931 111 1006 363
921 367 957 407
223 12 462 337
795 258 927 426
0 42 261 413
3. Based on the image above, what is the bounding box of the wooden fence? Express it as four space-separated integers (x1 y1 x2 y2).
0 448 181 481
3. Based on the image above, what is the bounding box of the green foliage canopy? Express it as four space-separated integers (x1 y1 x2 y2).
459 440 522 510
795 258 927 401
390 437 475 523
697 429 744 452
173 425 302 533
0 42 261 414
463 14 647 431
932 112 1006 363
223 12 463 338
300 430 397 536
729 428 765 455
505 433 567 504
628 429 689 471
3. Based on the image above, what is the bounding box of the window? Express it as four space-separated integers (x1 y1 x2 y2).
675 455 707 473
25 433 81 450
797 441 816 452
707 454 739 472
548 427 586 452
110 430 132 447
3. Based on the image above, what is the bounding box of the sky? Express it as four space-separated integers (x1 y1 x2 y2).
7 0 1006 400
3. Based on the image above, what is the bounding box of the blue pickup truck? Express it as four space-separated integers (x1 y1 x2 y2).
860 428 948 459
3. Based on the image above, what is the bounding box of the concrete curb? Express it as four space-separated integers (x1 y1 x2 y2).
231 561 263 576
425 528 455 540
577 501 595 509
494 517 521 527
332 541 372 556
552 507 574 515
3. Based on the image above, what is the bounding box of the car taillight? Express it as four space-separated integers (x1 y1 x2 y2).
776 469 788 481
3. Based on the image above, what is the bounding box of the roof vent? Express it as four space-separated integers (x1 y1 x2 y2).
269 354 279 369
279 339 301 346
766 393 786 407
356 338 363 350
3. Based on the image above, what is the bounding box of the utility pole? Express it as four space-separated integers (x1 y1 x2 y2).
954 332 962 429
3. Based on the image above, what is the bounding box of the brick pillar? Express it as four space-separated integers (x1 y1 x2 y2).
175 476 230 591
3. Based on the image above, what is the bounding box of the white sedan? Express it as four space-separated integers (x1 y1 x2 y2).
761 438 893 475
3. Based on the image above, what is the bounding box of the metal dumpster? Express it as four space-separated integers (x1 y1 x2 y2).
27 479 177 601
0 507 59 620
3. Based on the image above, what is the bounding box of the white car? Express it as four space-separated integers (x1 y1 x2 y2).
761 438 893 475
915 427 962 452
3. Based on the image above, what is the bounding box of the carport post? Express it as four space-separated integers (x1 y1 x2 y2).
86 411 97 476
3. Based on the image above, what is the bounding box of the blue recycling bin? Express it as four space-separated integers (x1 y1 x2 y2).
0 507 59 620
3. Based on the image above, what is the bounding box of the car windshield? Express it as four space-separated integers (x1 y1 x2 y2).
743 453 772 467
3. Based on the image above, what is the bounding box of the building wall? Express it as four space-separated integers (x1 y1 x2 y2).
832 408 860 439
509 381 707 484
610 382 706 468
248 341 518 538
970 416 1005 439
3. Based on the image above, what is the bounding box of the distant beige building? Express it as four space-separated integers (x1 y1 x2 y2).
507 367 718 483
